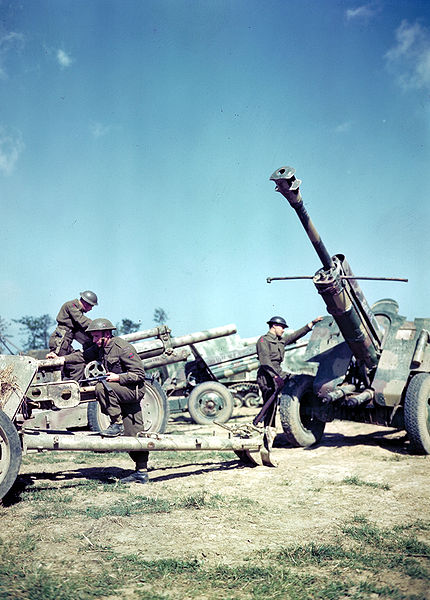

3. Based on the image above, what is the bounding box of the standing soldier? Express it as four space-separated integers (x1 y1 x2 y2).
255 315 322 426
64 318 149 484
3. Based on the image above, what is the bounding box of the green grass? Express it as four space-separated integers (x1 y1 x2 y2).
341 475 391 490
1 518 428 600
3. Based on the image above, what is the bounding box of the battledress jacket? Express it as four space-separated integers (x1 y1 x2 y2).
65 337 145 389
256 323 312 379
49 299 92 352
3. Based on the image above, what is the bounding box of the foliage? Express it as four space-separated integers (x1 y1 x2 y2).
154 307 169 325
0 316 14 353
13 314 54 351
116 318 141 335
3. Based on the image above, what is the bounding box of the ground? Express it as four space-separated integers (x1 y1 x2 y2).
1 406 429 599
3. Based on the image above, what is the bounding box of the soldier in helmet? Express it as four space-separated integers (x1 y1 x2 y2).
46 290 98 380
256 315 322 426
64 317 149 484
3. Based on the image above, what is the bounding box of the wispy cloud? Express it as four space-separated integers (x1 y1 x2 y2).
0 127 25 175
56 48 73 69
334 121 353 134
346 4 379 21
90 121 112 138
0 31 25 79
385 20 430 91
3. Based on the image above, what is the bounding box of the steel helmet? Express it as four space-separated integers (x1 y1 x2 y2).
87 318 116 332
267 316 288 327
80 290 98 306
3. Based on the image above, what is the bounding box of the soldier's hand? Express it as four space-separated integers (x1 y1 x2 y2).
309 316 323 328
274 375 284 388
106 372 120 382
45 351 58 359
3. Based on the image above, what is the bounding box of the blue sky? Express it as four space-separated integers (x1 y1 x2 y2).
1 0 429 347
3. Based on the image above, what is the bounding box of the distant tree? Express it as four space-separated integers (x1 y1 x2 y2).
116 318 141 335
153 307 169 325
13 314 54 351
0 316 15 354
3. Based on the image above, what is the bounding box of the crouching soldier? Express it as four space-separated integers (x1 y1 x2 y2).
64 317 149 484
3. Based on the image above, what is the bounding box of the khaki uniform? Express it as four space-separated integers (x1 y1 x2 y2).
256 324 311 425
65 337 148 469
49 299 93 354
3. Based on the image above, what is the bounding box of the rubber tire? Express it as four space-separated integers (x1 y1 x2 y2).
279 375 326 447
404 373 430 455
87 379 170 434
187 381 234 425
0 411 22 501
243 391 261 408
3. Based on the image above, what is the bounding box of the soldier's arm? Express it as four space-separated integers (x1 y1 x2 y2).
118 346 145 385
282 323 312 346
282 317 322 346
67 301 92 331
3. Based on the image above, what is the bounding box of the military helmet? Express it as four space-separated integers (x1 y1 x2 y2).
80 290 98 306
87 318 116 332
267 316 288 328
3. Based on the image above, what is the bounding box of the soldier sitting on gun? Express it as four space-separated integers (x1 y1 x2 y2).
46 290 98 380
256 315 322 426
64 317 149 484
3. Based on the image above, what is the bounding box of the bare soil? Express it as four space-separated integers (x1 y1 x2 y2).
2 406 429 598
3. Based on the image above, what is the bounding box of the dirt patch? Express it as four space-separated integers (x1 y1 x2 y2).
4 407 428 567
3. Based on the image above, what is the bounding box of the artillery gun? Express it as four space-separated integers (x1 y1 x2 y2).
24 324 238 431
268 166 430 454
0 322 276 500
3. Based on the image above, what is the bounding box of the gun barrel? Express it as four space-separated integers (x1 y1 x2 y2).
270 166 382 369
270 167 334 271
133 324 237 358
120 324 170 343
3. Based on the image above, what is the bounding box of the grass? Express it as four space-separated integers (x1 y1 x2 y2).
341 475 391 490
0 517 428 600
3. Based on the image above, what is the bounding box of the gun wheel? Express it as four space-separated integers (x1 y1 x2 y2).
0 411 22 501
279 374 325 447
404 373 430 455
187 382 234 425
87 380 170 434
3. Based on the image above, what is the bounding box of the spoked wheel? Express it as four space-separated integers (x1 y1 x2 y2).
0 411 22 501
404 373 430 455
243 390 261 408
87 380 170 434
279 375 325 447
187 381 234 425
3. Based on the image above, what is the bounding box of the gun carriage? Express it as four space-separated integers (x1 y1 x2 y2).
268 166 430 454
0 323 276 500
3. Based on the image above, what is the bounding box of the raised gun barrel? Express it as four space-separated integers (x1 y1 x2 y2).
270 166 382 370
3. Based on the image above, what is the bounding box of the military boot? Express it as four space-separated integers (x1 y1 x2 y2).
100 422 124 437
120 470 149 484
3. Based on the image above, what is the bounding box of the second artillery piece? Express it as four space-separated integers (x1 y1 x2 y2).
26 324 238 432
268 166 430 454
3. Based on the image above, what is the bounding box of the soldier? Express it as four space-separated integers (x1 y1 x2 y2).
46 290 98 380
256 315 322 426
64 317 149 484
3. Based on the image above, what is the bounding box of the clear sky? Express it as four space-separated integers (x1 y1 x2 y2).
1 0 429 347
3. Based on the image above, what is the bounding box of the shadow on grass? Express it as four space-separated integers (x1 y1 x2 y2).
2 458 247 507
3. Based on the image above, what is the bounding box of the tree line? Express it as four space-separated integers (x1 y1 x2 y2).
0 308 169 353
